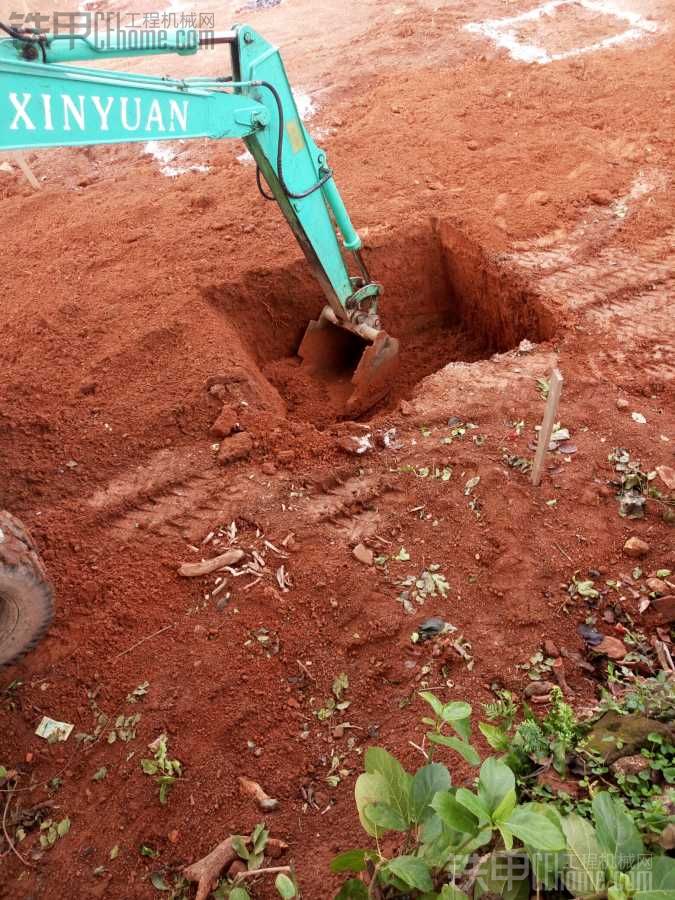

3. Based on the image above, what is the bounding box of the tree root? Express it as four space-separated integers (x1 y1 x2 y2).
183 835 288 900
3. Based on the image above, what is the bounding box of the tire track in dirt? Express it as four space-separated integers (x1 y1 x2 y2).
506 172 675 384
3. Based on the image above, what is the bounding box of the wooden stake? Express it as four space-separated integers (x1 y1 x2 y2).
531 368 563 487
12 152 41 190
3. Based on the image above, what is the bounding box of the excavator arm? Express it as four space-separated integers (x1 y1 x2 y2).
0 23 398 413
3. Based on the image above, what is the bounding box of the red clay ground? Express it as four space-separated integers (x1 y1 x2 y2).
0 0 674 896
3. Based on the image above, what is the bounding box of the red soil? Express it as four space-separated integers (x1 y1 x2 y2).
0 0 673 897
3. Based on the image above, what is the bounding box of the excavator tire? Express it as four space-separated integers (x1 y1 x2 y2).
0 511 54 668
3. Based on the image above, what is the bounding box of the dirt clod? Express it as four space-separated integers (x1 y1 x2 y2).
352 543 374 566
524 681 555 698
210 406 239 439
217 431 253 465
623 536 650 558
589 189 613 206
594 635 627 660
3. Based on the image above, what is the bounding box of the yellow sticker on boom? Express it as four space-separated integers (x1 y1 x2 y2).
286 119 304 154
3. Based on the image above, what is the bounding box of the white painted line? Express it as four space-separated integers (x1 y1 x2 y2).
465 0 658 65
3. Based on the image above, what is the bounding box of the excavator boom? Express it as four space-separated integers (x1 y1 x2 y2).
0 23 399 415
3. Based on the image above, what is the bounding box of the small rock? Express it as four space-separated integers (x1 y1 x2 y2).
594 635 627 660
656 464 675 490
333 724 345 739
261 461 277 476
611 755 651 778
193 625 208 638
588 189 613 206
208 383 229 403
494 192 509 212
276 449 295 465
337 434 372 455
79 380 97 396
168 830 180 844
616 397 629 410
210 406 238 439
466 140 479 151
352 543 374 566
287 697 300 709
652 595 675 623
623 536 649 558
646 577 668 596
528 190 550 206
577 623 603 646
543 639 560 658
400 399 414 416
586 711 672 762
217 431 253 466
524 681 555 698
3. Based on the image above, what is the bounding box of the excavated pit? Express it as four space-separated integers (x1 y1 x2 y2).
203 219 557 425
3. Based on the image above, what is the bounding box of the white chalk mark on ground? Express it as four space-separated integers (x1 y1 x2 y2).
465 0 658 64
143 141 209 177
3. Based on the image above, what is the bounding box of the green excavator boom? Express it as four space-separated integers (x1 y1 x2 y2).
0 23 399 414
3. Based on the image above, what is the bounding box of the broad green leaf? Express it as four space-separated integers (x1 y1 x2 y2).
385 856 433 892
561 813 606 897
427 733 480 766
229 889 251 900
478 758 515 815
522 803 566 889
410 763 452 823
365 802 408 832
629 856 675 899
498 824 514 850
608 886 629 900
231 834 250 860
455 788 491 823
334 880 368 899
592 791 644 871
275 873 297 899
354 772 389 837
364 748 412 823
451 716 472 743
441 701 472 722
330 850 370 873
56 818 71 837
150 873 170 891
492 789 517 824
419 691 445 719
478 722 510 751
440 887 470 900
475 851 530 900
506 806 565 851
432 791 480 835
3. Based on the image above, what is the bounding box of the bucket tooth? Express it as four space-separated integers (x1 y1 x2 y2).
298 318 399 416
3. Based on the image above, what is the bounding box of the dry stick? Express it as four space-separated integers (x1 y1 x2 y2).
108 623 173 662
2 783 34 869
531 368 564 487
12 152 40 190
234 865 292 882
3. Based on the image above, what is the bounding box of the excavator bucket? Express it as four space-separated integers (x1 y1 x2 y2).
298 316 400 417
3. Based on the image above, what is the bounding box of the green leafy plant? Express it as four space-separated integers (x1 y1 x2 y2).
213 825 298 899
39 816 70 849
140 735 182 804
331 693 675 898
